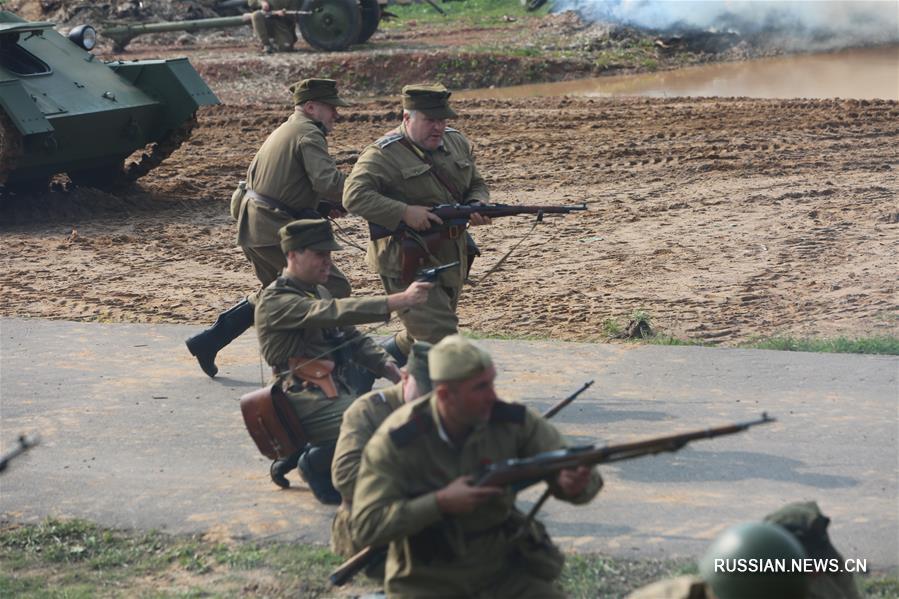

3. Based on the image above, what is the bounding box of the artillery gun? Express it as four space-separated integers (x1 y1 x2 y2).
100 0 454 53
0 10 219 193
102 0 385 53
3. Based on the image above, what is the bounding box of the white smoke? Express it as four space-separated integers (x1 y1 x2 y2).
560 0 899 50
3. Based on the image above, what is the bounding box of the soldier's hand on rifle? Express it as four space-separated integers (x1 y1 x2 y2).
403 205 443 231
387 281 432 311
435 476 503 514
468 212 492 226
556 465 594 498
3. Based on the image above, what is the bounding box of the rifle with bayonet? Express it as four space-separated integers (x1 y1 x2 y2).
329 412 774 586
368 202 587 284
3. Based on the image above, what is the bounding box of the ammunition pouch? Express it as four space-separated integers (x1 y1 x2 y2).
230 180 247 220
284 357 338 399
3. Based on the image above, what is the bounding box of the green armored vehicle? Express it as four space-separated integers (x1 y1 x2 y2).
0 11 220 192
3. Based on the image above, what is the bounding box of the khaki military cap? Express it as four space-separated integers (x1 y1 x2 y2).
406 341 433 395
290 78 350 107
279 219 343 254
428 335 492 383
402 83 457 119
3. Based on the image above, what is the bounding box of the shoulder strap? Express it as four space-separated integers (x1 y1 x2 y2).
397 136 464 203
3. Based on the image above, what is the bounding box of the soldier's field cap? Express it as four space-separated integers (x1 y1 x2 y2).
406 341 433 395
428 335 492 383
290 78 349 107
279 219 343 253
402 83 457 119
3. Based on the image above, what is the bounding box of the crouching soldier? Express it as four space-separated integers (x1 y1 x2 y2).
330 341 433 570
255 219 431 503
350 335 603 597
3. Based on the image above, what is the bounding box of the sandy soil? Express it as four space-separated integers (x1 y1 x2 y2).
2 91 897 344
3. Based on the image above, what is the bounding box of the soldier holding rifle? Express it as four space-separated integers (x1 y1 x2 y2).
343 84 493 364
349 335 603 597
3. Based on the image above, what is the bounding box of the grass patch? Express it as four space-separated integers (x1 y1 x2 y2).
2 519 895 597
739 335 899 355
380 0 538 28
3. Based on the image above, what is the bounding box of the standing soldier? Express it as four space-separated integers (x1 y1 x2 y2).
343 84 491 365
186 78 351 379
255 219 431 502
350 335 603 596
248 0 300 54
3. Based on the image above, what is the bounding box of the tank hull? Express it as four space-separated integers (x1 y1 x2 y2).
0 11 219 188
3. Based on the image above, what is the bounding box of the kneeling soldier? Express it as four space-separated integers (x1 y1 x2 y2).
255 219 431 503
330 341 433 567
351 335 603 597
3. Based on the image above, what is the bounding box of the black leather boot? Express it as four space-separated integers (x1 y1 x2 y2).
380 334 407 368
297 442 341 505
270 449 302 489
185 299 254 378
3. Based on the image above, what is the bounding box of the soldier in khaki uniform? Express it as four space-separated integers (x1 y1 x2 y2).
351 335 603 597
343 84 491 364
330 341 432 562
248 0 300 54
255 219 432 503
186 79 351 379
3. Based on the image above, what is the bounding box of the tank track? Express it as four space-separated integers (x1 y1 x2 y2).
121 113 198 183
0 113 198 191
0 112 23 189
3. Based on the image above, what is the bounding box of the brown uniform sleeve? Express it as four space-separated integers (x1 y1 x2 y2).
350 430 443 548
262 293 390 332
299 132 346 203
343 147 410 230
459 136 490 204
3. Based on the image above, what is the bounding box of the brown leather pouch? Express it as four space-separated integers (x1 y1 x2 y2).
288 357 338 398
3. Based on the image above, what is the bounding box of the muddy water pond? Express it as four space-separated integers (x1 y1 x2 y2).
458 45 899 100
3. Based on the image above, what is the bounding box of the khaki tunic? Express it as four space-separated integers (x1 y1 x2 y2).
331 382 405 558
626 576 709 599
236 111 350 299
248 0 299 49
351 394 603 598
254 274 392 443
343 125 489 351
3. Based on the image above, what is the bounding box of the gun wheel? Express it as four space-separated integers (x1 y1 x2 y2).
299 0 362 51
357 0 381 44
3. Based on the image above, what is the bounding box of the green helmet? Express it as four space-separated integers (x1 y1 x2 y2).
698 522 809 599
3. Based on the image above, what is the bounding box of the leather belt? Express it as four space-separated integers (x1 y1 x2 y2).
246 189 319 220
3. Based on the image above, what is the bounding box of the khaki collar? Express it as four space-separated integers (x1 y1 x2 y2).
399 123 446 154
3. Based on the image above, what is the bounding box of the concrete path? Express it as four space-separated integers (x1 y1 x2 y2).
1 317 896 567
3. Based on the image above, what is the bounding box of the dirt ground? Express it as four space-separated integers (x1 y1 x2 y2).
1 3 897 344
2 89 896 344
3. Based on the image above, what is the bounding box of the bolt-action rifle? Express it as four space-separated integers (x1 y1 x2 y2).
329 412 774 586
367 202 587 284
